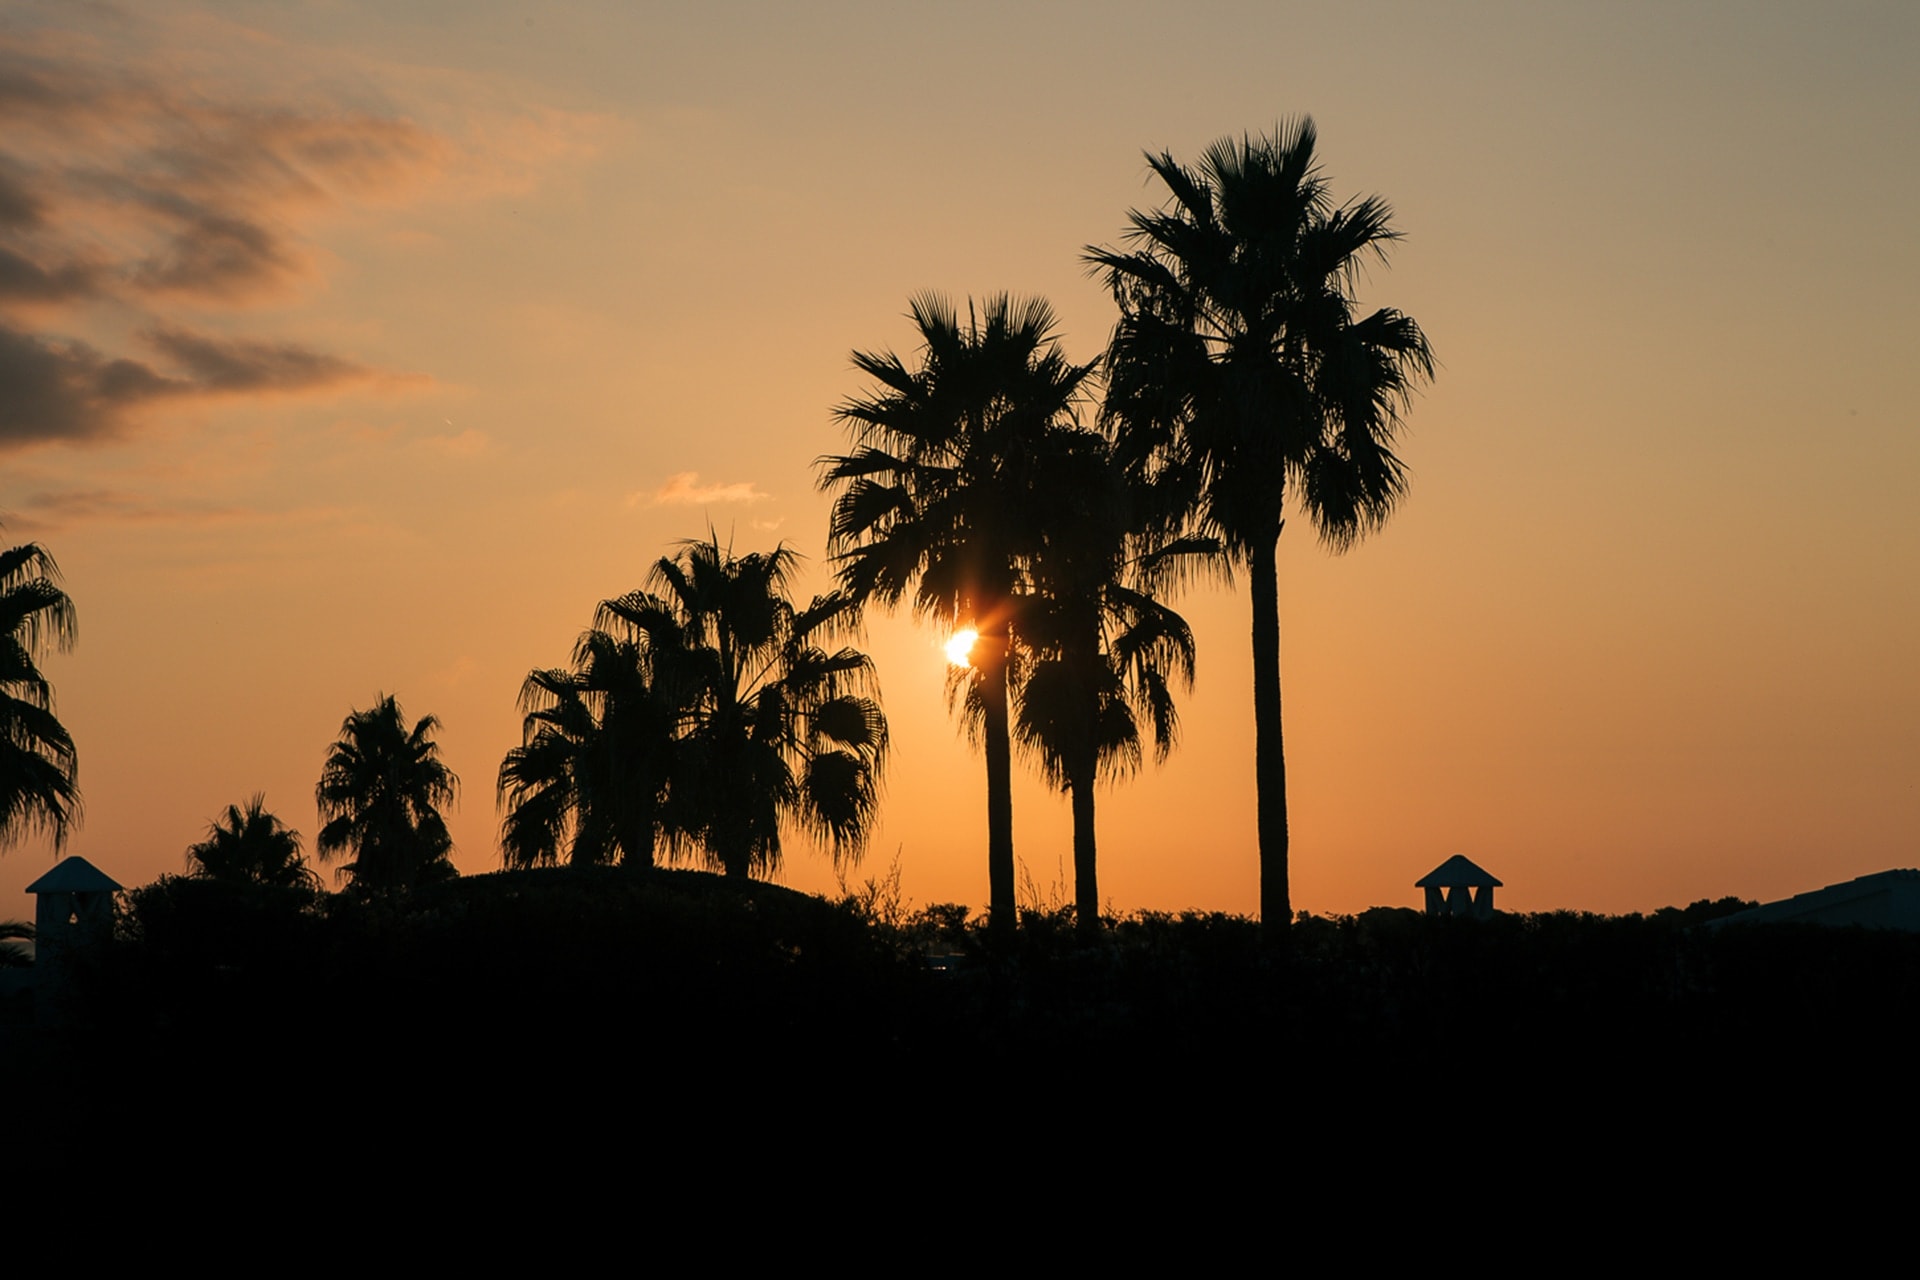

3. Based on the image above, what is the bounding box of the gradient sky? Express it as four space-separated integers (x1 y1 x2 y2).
3 0 1915 924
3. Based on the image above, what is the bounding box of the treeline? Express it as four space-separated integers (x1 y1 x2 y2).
25 870 1918 1087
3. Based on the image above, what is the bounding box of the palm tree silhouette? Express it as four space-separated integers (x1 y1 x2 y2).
316 694 460 894
820 293 1097 946
1012 431 1206 941
1087 120 1433 938
590 534 888 880
186 794 320 891
498 631 675 869
0 532 79 854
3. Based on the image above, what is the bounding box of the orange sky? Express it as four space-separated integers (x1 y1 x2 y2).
3 1 1915 923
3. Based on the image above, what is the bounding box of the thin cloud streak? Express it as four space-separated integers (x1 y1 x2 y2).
144 327 371 394
0 321 394 449
1 484 368 535
4 488 250 533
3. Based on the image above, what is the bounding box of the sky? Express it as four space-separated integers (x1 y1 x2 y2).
3 0 1915 923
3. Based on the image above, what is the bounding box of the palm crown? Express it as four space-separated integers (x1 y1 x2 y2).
587 535 889 880
823 293 1098 635
1089 119 1433 554
316 694 459 894
186 794 319 891
1010 429 1207 936
498 629 675 870
1013 435 1203 787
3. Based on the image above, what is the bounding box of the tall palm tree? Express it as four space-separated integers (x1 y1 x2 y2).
498 631 676 870
592 534 888 880
1012 431 1207 941
0 532 79 854
315 694 459 894
1086 119 1434 939
186 794 320 892
820 293 1097 947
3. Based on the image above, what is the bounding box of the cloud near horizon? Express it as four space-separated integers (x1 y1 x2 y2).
0 487 266 536
646 472 772 506
0 321 387 449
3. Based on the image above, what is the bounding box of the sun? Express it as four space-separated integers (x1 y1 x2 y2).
944 628 979 667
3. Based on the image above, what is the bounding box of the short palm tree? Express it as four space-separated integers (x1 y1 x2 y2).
1087 119 1433 938
498 630 676 869
592 534 888 879
186 794 320 892
0 533 79 854
820 293 1096 946
1012 431 1206 941
316 695 459 894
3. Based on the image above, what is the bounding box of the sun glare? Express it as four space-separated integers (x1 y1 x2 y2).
944 628 978 667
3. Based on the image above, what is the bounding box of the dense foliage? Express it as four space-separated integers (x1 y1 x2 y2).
499 537 888 879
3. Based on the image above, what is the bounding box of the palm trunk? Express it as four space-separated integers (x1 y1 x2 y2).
1248 528 1290 949
618 810 657 871
1070 749 1099 943
980 632 1017 951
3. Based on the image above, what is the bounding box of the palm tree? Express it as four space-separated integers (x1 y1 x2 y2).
1086 119 1434 939
591 534 888 880
820 293 1097 947
497 630 676 869
0 532 79 854
186 794 320 892
315 694 460 895
1012 431 1206 941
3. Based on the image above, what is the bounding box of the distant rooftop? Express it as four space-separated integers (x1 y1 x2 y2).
1709 868 1920 932
24 855 122 895
1416 854 1502 889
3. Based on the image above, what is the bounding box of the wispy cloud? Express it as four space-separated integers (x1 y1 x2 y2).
0 35 449 310
644 472 771 507
0 321 392 448
144 326 374 394
0 244 101 302
0 324 185 447
2 487 251 533
0 17 474 450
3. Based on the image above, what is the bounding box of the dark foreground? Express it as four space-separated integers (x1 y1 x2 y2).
10 868 1917 1159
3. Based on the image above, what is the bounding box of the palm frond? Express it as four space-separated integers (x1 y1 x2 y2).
1 529 80 851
